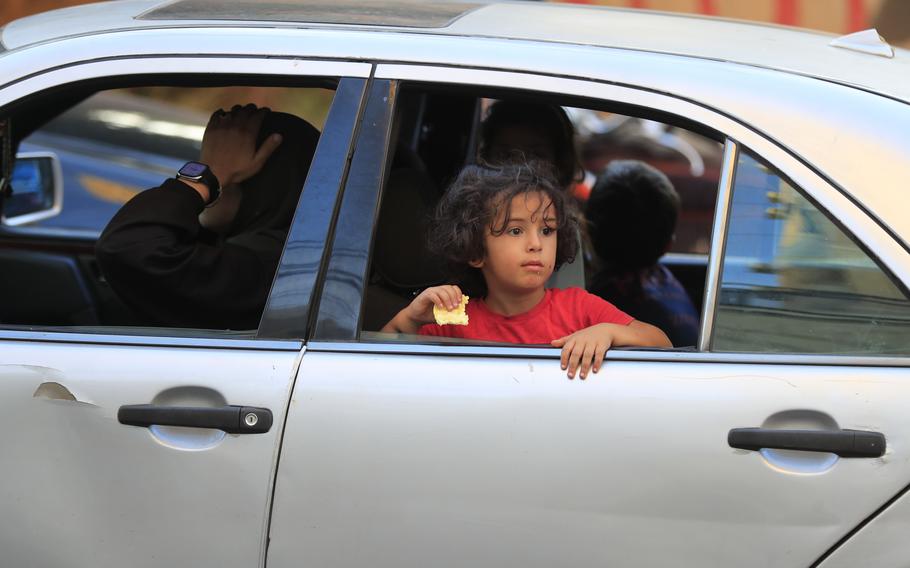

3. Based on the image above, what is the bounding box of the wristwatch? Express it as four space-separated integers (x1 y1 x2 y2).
176 161 221 204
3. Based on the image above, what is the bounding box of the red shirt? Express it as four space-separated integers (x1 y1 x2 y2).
419 287 633 344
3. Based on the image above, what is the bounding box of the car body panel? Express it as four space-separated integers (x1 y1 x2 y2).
818 485 910 567
270 346 910 568
0 337 302 567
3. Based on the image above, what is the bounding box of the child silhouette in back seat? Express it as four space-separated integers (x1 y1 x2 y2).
382 162 671 379
585 160 699 347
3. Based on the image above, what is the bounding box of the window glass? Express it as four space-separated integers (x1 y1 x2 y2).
1 84 334 332
713 151 910 355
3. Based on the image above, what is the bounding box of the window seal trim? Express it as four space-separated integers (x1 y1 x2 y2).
0 329 302 351
699 138 738 351
306 340 910 367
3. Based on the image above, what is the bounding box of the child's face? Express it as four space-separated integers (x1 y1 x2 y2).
471 190 558 295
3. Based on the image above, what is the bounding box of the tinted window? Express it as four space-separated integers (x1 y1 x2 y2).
713 151 910 355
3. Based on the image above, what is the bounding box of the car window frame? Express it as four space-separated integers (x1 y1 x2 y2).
310 78 397 341
258 76 371 340
0 56 371 345
306 65 910 364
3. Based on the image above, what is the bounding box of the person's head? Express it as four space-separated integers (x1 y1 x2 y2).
479 100 581 189
200 110 320 237
429 162 579 297
586 160 680 270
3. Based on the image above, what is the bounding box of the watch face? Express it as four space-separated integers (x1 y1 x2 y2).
179 162 207 177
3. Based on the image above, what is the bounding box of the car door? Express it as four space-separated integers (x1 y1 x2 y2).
267 67 910 568
0 51 370 567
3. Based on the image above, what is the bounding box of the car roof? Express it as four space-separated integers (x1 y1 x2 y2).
2 0 909 104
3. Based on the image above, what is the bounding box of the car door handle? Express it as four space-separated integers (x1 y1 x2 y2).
728 428 885 458
118 404 273 434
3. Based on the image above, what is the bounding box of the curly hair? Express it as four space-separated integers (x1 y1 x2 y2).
428 162 580 296
479 100 583 190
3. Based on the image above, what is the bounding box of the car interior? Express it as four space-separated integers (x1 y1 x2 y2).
0 78 336 332
0 79 722 347
362 84 723 346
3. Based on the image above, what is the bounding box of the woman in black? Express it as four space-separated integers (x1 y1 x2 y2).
96 104 320 330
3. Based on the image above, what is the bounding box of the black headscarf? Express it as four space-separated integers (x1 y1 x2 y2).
226 112 320 257
96 111 321 330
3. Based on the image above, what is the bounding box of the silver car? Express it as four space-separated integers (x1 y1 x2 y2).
1 1 909 567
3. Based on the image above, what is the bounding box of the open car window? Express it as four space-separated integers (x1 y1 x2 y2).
0 83 335 335
358 85 722 350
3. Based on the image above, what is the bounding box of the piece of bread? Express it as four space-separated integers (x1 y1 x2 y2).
433 295 469 326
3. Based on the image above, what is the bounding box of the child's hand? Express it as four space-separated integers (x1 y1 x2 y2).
405 285 465 325
381 284 464 334
551 323 615 380
551 321 672 379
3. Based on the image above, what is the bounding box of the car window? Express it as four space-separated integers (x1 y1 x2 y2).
713 150 910 355
1 83 335 334
360 86 718 348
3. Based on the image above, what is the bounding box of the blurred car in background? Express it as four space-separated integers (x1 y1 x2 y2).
17 90 202 234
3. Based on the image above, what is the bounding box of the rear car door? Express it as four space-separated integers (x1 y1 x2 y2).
267 66 910 568
0 50 370 567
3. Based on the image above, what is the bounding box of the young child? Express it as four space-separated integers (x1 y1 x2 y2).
382 163 671 379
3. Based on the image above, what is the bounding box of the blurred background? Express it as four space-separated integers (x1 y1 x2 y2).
1 0 908 45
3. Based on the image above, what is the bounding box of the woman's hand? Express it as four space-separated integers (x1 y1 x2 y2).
201 104 283 189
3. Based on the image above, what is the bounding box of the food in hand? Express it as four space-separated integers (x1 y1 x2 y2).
433 295 469 326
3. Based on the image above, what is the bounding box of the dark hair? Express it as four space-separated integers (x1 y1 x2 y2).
479 100 582 189
428 162 579 296
586 160 680 270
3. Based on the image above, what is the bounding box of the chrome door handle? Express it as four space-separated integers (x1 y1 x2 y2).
728 428 885 458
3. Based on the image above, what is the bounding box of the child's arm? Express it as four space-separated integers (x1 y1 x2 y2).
551 321 672 379
381 285 465 334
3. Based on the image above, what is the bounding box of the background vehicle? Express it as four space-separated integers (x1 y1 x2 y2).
1 2 909 567
19 90 202 232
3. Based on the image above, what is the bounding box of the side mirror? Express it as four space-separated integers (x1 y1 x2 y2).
2 151 63 226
